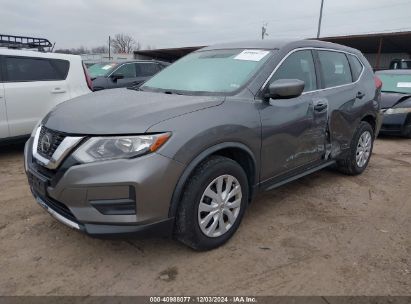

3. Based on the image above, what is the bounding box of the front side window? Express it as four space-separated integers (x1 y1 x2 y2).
113 63 136 78
136 63 159 77
269 50 317 92
318 51 352 88
141 49 272 94
4 57 69 82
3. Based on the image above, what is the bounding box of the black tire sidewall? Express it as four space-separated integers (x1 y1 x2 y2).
349 122 374 174
177 156 249 250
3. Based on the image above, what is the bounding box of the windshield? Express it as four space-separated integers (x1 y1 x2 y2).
377 72 411 94
88 63 117 78
141 49 272 94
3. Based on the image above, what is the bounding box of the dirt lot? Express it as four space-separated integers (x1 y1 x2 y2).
0 138 410 296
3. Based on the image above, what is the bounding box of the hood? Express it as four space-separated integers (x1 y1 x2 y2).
42 89 224 135
380 92 411 109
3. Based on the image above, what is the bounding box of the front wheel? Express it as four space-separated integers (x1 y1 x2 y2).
337 121 374 175
175 156 249 251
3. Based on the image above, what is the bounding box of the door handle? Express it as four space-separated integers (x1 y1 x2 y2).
356 91 365 99
51 88 66 94
314 102 328 112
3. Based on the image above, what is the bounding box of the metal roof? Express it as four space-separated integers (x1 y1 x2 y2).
134 31 411 62
134 46 203 62
320 31 411 53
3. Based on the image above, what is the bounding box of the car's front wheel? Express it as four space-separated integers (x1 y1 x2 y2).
175 156 249 251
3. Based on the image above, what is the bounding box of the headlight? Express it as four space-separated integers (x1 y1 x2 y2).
384 107 411 115
72 133 171 163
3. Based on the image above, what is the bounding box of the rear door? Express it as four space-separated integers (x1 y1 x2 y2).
315 50 358 154
2 56 70 137
259 49 328 182
0 56 9 139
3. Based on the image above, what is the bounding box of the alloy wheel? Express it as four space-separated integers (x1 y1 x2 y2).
356 131 372 168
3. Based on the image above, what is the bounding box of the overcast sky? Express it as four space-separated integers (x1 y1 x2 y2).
1 0 411 50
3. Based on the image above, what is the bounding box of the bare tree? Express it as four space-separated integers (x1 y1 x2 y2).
91 45 108 54
111 33 138 53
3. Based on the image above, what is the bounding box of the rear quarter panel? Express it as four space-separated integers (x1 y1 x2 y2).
326 68 378 158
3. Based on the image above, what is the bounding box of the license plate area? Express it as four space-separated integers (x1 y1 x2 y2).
28 172 48 197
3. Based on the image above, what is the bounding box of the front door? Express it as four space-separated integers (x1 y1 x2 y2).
259 49 328 182
110 63 138 88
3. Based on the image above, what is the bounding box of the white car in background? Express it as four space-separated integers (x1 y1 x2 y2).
0 49 92 142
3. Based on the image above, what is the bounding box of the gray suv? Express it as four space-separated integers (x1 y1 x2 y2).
89 60 168 91
25 40 381 250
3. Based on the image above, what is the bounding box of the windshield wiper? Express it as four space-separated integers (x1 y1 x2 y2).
381 90 408 94
163 90 184 95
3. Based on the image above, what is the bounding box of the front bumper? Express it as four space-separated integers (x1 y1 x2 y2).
380 112 411 136
24 137 184 237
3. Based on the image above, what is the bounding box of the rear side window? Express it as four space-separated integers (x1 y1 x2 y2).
270 50 317 92
136 63 159 77
348 55 363 81
4 57 69 82
318 51 352 88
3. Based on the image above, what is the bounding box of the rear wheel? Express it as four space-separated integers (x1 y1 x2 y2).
175 156 249 251
337 121 374 175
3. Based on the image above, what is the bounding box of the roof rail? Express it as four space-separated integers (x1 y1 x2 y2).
0 34 53 51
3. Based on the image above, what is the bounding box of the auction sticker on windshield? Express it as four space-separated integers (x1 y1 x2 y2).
102 65 114 70
234 50 270 61
397 82 411 88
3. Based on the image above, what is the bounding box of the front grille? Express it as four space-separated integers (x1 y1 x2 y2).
37 126 66 159
32 160 56 179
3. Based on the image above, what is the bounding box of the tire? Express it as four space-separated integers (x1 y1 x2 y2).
404 125 411 138
174 155 249 251
336 121 374 175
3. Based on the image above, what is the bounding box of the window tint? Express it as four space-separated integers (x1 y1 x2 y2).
114 63 136 78
348 55 363 81
4 57 69 82
270 50 317 92
318 51 352 87
136 63 159 77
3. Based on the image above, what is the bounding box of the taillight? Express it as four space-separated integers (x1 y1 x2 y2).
374 75 382 89
82 62 93 91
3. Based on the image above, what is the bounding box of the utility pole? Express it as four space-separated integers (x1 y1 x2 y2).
261 23 269 40
108 35 111 60
317 0 325 38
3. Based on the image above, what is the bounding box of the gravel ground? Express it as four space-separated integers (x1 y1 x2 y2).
0 137 410 296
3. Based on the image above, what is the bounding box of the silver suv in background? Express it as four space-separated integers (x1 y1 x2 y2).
88 60 168 91
25 39 381 250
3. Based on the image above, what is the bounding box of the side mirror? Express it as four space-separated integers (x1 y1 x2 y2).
110 73 124 82
266 79 305 100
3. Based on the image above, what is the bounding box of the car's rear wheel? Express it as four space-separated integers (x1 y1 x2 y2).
337 121 374 175
175 156 248 251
